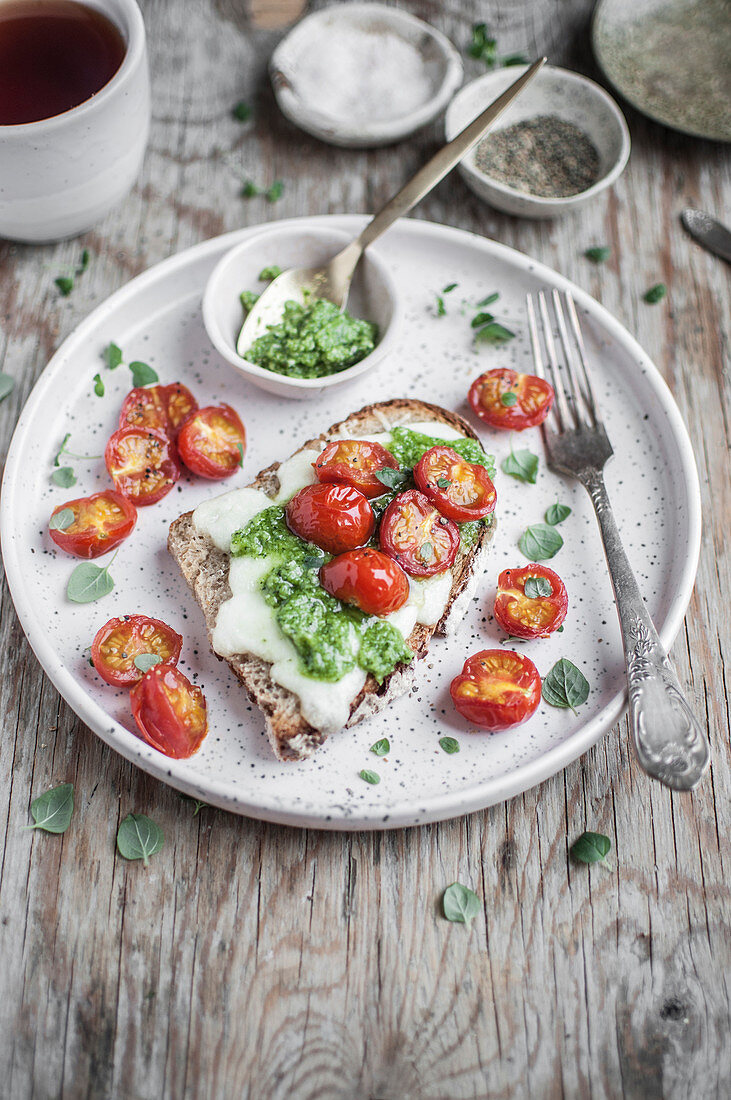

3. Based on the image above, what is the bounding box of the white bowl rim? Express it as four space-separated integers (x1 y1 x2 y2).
202 223 400 391
270 1 464 144
446 63 631 207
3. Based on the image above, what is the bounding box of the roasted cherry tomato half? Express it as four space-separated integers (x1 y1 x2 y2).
379 489 460 577
414 445 496 523
319 547 410 616
494 564 568 639
285 483 374 555
105 426 180 505
468 367 554 431
130 663 208 759
48 489 137 559
450 649 541 731
177 404 247 480
119 383 199 439
91 615 183 687
313 439 399 499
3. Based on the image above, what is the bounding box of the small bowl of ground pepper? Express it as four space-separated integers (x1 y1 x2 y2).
445 65 630 218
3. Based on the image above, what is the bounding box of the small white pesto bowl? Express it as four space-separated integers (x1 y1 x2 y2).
445 65 630 218
270 2 463 148
202 224 400 400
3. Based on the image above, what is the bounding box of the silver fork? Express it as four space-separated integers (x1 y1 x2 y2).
526 288 710 791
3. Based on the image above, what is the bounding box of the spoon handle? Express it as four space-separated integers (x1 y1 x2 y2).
356 58 546 252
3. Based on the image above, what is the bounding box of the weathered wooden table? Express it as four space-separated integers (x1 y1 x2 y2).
1 2 729 1096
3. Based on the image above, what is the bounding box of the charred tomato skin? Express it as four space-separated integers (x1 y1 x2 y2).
494 564 568 639
450 649 541 731
379 489 460 577
48 489 137 558
413 445 496 523
105 425 180 505
91 615 183 687
177 404 247 480
285 482 375 555
319 547 410 616
468 367 554 431
130 663 208 759
313 439 399 499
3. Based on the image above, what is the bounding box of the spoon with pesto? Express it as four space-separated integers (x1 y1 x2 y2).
236 57 546 360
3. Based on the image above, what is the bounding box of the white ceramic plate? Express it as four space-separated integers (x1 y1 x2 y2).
1 216 701 830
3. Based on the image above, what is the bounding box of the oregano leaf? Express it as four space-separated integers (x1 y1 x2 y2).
104 342 123 369
133 653 163 673
442 882 481 924
67 561 114 604
52 466 77 488
518 523 563 560
129 361 158 387
24 783 74 834
359 769 380 785
439 736 460 754
502 448 538 483
370 738 390 757
116 813 164 866
0 373 14 402
49 508 75 532
546 503 571 526
570 831 611 865
93 373 105 397
524 575 552 599
542 658 590 712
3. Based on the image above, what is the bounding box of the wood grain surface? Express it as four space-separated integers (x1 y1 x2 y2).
1 1 729 1097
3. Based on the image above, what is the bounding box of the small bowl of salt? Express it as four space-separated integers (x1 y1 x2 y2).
445 65 630 218
270 2 463 148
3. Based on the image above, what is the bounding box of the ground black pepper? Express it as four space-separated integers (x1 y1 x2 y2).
475 115 601 197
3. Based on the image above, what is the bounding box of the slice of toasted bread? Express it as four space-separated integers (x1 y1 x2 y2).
168 399 495 761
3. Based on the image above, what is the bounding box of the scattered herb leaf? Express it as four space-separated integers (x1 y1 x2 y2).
55 276 74 297
542 658 590 712
435 295 446 316
502 448 538 483
49 508 75 532
443 282 458 294
0 373 15 402
133 653 162 673
232 100 251 122
439 736 460 754
471 310 494 328
374 467 409 491
129 361 158 387
474 321 515 345
237 442 245 467
500 391 518 407
476 292 499 307
546 503 571 526
570 831 611 865
518 523 563 560
104 342 123 369
67 560 114 604
359 769 380 785
266 180 284 203
53 433 71 466
93 373 105 397
370 738 390 757
436 476 451 488
524 575 552 599
79 249 90 272
468 23 497 66
180 793 208 815
258 265 282 281
116 813 164 866
644 283 667 304
24 783 74 834
420 541 434 561
442 882 481 924
584 246 611 264
241 180 260 198
502 52 529 66
52 466 77 488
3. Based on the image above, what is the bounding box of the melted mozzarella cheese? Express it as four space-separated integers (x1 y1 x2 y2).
192 486 272 551
273 446 322 503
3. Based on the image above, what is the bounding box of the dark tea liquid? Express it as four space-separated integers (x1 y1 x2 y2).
0 0 127 125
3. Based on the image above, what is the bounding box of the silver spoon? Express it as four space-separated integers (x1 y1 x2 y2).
237 57 546 357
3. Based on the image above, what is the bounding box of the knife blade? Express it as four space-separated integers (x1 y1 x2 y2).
681 209 731 263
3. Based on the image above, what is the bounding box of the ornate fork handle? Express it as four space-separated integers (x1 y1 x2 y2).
582 469 710 789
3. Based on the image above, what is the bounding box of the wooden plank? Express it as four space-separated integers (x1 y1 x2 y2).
0 0 728 1097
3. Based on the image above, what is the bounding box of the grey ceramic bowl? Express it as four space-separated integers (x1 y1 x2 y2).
445 65 631 218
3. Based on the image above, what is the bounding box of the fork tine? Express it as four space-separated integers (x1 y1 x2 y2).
552 289 590 427
564 291 601 423
526 293 562 431
536 290 573 427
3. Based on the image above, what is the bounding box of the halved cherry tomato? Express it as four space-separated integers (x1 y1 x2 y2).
469 368 554 431
313 439 399 498
130 663 207 759
105 426 180 505
379 489 460 577
494 564 568 639
319 547 410 616
450 649 541 731
414 445 496 523
286 483 374 554
177 404 247 480
91 615 183 687
48 490 137 558
119 383 199 439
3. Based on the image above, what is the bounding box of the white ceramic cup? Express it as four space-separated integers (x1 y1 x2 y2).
0 0 150 242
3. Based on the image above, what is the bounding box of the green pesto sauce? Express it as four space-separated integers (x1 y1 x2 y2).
242 295 378 380
228 427 495 683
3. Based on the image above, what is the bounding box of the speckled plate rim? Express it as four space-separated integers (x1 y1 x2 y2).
0 216 702 830
591 0 731 144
